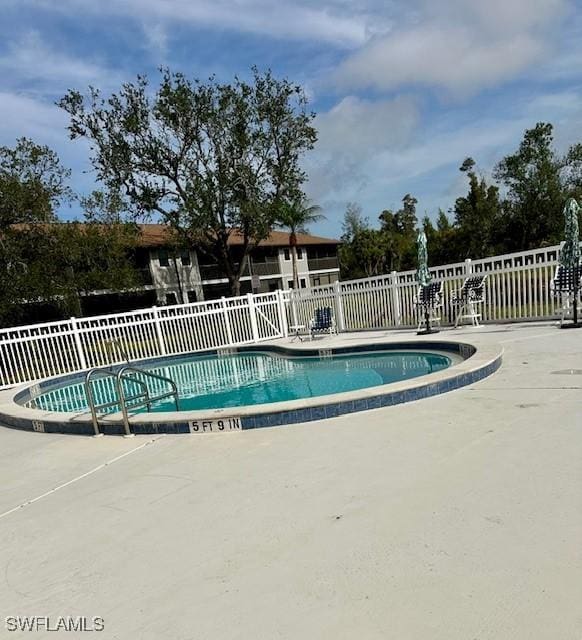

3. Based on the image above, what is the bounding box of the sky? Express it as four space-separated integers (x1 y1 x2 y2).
1 0 582 239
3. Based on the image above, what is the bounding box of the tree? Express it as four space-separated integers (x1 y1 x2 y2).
378 208 400 270
379 194 418 271
80 189 128 223
0 178 141 324
0 139 74 325
435 209 462 264
494 123 564 251
422 215 438 262
349 228 387 278
42 220 141 317
41 190 142 315
397 193 418 235
59 68 317 296
341 202 368 242
454 157 501 258
339 202 372 279
0 228 32 325
0 137 72 229
562 143 582 206
276 197 324 289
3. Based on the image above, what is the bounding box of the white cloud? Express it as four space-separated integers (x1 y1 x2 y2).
334 27 543 95
418 0 566 35
333 0 569 95
373 117 528 186
0 32 122 94
316 95 418 153
0 92 67 143
305 95 541 224
16 0 390 48
308 82 582 230
304 95 419 204
141 22 169 56
0 91 99 210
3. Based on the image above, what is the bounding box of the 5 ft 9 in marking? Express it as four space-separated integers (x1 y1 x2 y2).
189 418 242 433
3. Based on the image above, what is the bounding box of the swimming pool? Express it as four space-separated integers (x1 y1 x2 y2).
27 349 455 414
0 340 503 435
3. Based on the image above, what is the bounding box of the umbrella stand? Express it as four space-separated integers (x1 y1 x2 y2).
560 280 582 328
416 285 440 335
417 307 439 335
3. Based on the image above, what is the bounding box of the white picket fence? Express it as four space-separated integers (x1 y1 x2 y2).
0 242 565 389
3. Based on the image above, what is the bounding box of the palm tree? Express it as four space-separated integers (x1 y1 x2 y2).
276 198 325 290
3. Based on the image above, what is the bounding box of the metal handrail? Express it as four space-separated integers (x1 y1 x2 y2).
117 366 180 435
84 367 122 436
118 375 151 409
84 365 179 437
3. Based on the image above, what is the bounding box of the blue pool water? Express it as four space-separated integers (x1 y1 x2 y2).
28 350 453 413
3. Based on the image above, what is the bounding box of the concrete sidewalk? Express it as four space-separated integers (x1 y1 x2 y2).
1 323 581 639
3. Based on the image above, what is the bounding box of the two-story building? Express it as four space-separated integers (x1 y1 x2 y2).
137 225 341 304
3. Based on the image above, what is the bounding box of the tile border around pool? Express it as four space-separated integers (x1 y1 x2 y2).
237 353 502 431
0 340 502 436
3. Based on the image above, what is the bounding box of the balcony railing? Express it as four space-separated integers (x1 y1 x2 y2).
248 262 280 276
307 257 339 271
199 260 280 281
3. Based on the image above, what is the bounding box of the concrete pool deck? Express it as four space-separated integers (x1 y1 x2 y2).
0 322 581 639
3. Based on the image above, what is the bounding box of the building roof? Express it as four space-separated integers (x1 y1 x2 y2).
127 224 341 248
9 223 340 248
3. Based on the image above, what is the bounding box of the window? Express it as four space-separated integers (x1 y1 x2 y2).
300 278 306 289
158 249 170 267
187 290 198 303
268 282 279 292
296 248 303 260
284 248 290 261
287 280 294 289
165 292 178 305
312 276 321 287
181 251 191 266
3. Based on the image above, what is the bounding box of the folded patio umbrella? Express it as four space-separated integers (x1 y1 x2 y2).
559 198 581 325
416 229 436 334
560 197 581 270
416 230 431 287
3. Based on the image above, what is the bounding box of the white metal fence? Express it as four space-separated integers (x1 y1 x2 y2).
282 244 562 333
0 242 565 389
0 292 286 388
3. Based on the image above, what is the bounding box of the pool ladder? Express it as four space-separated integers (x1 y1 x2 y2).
84 366 180 437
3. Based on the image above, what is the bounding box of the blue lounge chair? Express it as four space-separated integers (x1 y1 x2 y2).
310 307 336 339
